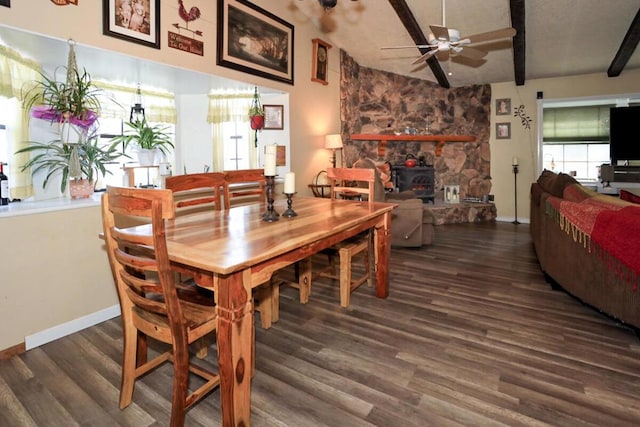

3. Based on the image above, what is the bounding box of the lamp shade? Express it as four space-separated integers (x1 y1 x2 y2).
324 134 343 149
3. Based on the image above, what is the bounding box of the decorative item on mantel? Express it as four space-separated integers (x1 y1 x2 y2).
263 144 279 222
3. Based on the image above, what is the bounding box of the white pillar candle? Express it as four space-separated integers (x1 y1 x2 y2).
284 172 295 194
264 144 277 176
512 156 519 166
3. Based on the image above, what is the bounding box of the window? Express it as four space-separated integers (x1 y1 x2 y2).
542 105 610 180
221 121 252 171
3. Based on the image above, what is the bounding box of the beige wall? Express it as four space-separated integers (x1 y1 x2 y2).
490 69 640 222
0 205 116 350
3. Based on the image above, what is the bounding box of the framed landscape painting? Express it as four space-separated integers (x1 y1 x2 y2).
103 0 161 49
217 0 294 85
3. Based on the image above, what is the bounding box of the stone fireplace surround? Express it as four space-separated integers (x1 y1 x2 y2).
339 50 493 205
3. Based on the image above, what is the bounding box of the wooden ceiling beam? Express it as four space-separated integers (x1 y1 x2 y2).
510 0 526 86
608 7 640 77
387 0 450 88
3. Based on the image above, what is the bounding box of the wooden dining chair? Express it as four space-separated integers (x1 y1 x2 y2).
319 167 376 307
223 168 267 208
165 172 227 215
101 186 220 426
167 171 277 329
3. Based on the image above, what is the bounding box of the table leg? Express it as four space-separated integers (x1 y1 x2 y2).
374 212 391 299
216 270 253 427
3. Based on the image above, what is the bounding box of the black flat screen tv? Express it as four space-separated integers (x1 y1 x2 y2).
610 105 640 164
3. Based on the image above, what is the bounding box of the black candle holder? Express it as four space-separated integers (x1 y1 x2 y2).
262 175 280 222
282 193 298 217
512 164 521 225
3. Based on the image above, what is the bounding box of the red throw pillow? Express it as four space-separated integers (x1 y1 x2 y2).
619 189 640 204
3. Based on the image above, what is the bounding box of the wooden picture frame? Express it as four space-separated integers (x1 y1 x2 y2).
263 104 284 130
217 0 294 85
311 38 331 85
496 122 511 139
103 0 161 49
496 98 511 115
0 0 10 7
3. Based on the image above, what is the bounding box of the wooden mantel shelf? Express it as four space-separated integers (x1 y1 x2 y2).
350 133 476 156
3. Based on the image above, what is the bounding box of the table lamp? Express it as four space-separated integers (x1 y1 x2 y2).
324 134 343 168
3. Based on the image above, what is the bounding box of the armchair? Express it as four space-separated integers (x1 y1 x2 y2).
353 157 434 247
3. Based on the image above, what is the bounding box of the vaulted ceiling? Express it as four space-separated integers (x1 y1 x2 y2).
295 0 640 88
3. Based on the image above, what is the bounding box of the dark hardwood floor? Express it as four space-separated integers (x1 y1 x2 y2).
2 221 640 426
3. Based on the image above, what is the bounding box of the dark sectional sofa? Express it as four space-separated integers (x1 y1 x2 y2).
530 170 640 329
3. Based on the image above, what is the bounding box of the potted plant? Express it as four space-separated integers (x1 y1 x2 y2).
22 66 103 144
15 133 121 198
249 104 265 131
249 86 264 131
110 118 174 166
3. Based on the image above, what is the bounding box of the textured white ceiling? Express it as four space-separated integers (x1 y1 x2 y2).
295 0 640 87
1 1 639 93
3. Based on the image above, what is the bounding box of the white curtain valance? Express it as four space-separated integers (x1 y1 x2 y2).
0 44 42 101
94 81 177 124
207 90 254 124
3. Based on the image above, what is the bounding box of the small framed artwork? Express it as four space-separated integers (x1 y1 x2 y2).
103 0 161 49
496 122 511 139
311 38 331 85
0 0 9 7
263 104 284 130
496 98 511 115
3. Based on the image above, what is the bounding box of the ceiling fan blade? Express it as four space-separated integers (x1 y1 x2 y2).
411 48 439 65
381 45 433 50
464 27 516 44
430 25 450 41
455 46 487 60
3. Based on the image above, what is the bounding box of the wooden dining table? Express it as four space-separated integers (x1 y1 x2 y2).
129 196 396 426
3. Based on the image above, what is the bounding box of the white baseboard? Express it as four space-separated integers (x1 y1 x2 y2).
25 305 120 350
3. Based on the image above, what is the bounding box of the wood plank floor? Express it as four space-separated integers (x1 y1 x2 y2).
2 221 640 426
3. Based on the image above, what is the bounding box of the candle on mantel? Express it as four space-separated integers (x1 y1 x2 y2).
284 172 295 194
512 156 519 166
264 144 277 176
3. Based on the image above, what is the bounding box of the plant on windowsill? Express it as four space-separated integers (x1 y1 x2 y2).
15 132 121 198
109 118 174 166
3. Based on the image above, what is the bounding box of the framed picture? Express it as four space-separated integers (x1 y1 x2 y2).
102 0 161 49
0 0 9 7
496 122 511 139
496 98 511 115
311 38 331 85
263 104 284 130
217 0 294 85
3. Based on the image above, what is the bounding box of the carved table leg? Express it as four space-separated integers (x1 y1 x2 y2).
216 270 253 427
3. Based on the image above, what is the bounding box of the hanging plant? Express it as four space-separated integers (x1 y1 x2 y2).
249 86 264 131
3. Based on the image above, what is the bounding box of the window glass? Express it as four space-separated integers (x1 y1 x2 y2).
222 120 252 171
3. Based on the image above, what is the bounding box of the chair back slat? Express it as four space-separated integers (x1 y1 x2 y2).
223 169 266 208
327 167 376 208
102 185 185 335
165 172 226 214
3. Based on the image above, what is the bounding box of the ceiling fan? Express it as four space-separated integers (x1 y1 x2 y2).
382 0 516 65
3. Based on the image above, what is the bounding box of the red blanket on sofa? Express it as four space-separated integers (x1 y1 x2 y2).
592 206 640 287
547 197 640 289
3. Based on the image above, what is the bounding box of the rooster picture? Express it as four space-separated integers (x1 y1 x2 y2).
178 0 201 29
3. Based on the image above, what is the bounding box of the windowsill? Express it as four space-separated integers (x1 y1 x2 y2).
0 193 102 218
